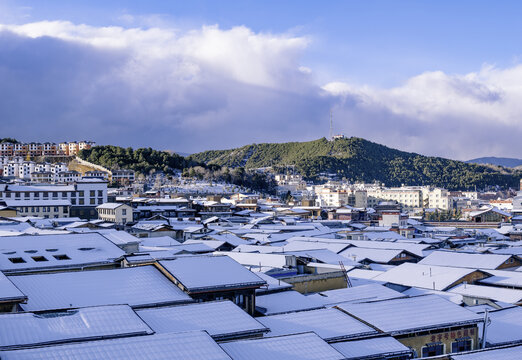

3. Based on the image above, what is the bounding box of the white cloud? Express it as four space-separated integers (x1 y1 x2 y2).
0 19 521 160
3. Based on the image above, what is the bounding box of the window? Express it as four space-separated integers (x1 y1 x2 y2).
98 198 103 204
79 198 84 205
422 343 444 357
71 198 76 205
90 190 95 197
90 198 95 205
98 190 103 196
54 207 58 212
53 254 71 260
8 257 26 264
64 207 68 213
24 192 30 198
452 338 472 353
43 192 48 198
52 192 58 198
31 256 48 262
34 192 39 198
5 192 10 198
78 191 84 197
62 192 67 197
15 192 20 198
122 209 127 215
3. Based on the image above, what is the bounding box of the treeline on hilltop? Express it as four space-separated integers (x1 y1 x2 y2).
79 146 194 175
189 137 522 190
0 138 19 143
78 145 276 194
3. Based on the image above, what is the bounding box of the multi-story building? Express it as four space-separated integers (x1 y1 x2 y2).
0 178 107 219
0 141 95 157
112 170 135 185
96 203 133 225
366 186 451 212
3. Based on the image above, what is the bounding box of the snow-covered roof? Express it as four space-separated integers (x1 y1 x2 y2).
255 290 324 316
451 344 522 360
339 247 408 264
0 331 232 360
96 202 128 210
257 308 377 341
307 284 404 306
0 233 125 273
331 336 413 360
254 272 293 294
336 295 482 335
0 304 153 350
9 266 192 311
136 300 268 341
419 250 515 270
478 269 522 289
373 262 484 291
449 284 522 304
0 271 26 303
220 332 345 360
159 255 266 293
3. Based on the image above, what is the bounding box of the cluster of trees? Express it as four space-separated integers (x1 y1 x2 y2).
181 166 277 194
79 146 195 175
190 137 522 190
0 138 19 143
79 145 277 194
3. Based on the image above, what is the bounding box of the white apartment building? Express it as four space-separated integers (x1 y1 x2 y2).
96 203 133 225
0 178 107 219
366 186 451 212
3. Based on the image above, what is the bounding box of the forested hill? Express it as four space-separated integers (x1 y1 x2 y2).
189 137 522 190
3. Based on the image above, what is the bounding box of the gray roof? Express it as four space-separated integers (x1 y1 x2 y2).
484 307 522 346
419 250 514 270
336 295 482 335
256 291 325 316
136 301 268 341
0 271 26 303
451 344 522 360
0 233 125 273
307 284 405 306
331 336 412 360
9 266 192 311
257 308 378 341
0 305 153 350
220 332 346 360
0 331 233 360
159 256 266 293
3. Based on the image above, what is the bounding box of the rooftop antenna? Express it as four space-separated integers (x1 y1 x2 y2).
329 109 333 140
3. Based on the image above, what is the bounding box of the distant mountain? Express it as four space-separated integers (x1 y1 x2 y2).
189 137 522 190
467 157 522 168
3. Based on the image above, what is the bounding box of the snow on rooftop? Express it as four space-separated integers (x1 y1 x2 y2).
331 336 412 360
255 290 325 316
0 271 26 303
449 284 522 304
136 300 267 341
372 262 483 291
451 344 522 360
307 284 404 306
257 308 377 341
419 250 514 270
336 295 482 335
220 332 345 360
0 233 125 273
9 266 192 311
0 304 153 350
159 255 266 293
0 331 232 360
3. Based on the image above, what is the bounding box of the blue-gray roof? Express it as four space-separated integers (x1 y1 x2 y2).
0 305 153 350
336 294 482 335
136 300 268 341
0 331 233 360
331 336 413 359
159 255 266 292
9 266 192 311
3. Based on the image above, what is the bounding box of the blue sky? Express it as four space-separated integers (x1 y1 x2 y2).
1 0 522 159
